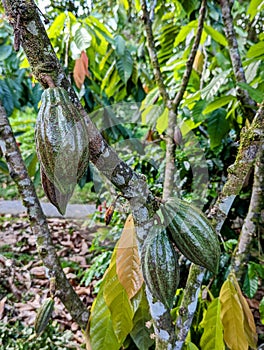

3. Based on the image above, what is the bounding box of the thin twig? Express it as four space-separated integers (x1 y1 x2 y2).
172 0 207 112
0 103 89 330
140 0 170 105
219 0 256 120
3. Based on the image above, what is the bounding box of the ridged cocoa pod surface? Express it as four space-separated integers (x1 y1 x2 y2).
161 198 220 274
141 225 180 309
40 166 73 215
35 87 89 197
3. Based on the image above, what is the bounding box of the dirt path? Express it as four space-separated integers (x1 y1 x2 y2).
0 200 96 218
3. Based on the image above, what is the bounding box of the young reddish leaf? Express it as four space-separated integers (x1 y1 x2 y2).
220 278 248 350
73 51 90 89
116 215 144 299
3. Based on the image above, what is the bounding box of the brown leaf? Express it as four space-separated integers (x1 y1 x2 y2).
73 51 90 89
116 215 143 299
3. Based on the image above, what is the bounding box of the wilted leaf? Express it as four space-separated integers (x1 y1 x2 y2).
200 297 225 350
116 215 144 299
220 278 248 350
231 273 257 349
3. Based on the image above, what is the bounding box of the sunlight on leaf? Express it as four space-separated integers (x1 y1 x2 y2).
220 278 248 350
116 215 144 299
200 298 225 350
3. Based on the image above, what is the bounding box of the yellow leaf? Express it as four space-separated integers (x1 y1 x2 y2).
220 278 248 350
116 215 144 299
230 273 257 349
193 49 204 74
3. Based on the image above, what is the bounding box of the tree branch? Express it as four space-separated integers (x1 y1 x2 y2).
209 103 264 234
175 265 205 349
231 138 264 283
0 103 89 330
219 0 256 120
172 0 207 112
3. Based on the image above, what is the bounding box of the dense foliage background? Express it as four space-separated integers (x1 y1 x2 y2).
0 0 263 349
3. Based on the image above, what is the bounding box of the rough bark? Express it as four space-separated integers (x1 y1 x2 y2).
231 139 264 283
175 265 205 349
0 103 89 330
209 103 264 234
219 0 256 120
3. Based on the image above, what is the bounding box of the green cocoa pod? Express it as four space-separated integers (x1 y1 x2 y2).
161 198 220 274
40 166 72 215
34 297 55 336
35 87 89 196
141 225 180 309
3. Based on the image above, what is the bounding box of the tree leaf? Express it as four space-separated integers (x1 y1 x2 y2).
207 109 230 149
74 27 92 52
247 41 264 58
103 249 134 343
73 51 90 89
116 49 133 84
231 274 257 349
203 96 235 115
116 215 144 299
237 82 264 103
89 280 120 350
243 269 258 299
200 298 225 350
219 278 248 350
204 24 228 46
247 0 264 21
259 297 264 325
48 13 66 39
130 288 154 350
174 20 197 46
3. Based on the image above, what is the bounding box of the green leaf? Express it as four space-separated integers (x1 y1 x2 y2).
24 152 38 178
48 13 66 39
220 278 248 350
174 20 197 47
130 289 154 350
185 342 200 350
243 266 259 299
114 35 126 56
103 250 134 343
203 96 235 115
0 160 9 175
247 41 264 58
207 109 230 149
200 70 230 100
89 281 120 350
237 82 264 103
156 107 169 134
0 45 12 60
247 0 264 21
178 0 197 16
116 49 133 84
200 298 225 350
74 27 92 51
204 24 228 46
260 297 264 325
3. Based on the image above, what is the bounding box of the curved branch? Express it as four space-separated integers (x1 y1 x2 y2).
231 138 264 283
0 103 89 330
219 0 257 120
